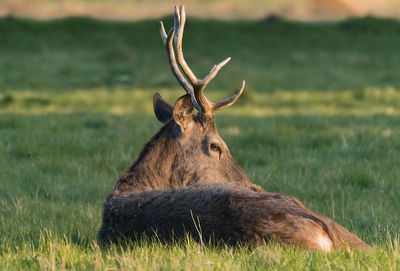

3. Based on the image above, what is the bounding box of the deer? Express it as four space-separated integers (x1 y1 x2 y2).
98 5 370 251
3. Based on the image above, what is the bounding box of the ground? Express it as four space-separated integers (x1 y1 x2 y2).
0 16 400 270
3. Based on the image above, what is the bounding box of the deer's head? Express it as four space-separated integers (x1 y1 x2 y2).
112 6 262 195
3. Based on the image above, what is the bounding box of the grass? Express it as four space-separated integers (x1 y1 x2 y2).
1 16 400 270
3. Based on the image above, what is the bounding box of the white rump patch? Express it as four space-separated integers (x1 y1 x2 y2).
316 234 332 252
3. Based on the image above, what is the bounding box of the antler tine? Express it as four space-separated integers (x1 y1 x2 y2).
212 80 245 111
195 56 241 115
159 21 202 111
159 21 168 45
199 57 231 86
174 5 199 86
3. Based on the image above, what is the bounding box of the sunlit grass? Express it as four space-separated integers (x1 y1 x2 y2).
1 87 400 116
1 229 399 270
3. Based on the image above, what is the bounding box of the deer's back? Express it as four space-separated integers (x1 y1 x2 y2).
98 183 369 250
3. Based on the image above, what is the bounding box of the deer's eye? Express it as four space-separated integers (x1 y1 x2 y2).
210 143 221 155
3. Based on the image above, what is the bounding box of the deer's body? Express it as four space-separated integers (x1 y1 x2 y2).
98 6 369 251
100 183 368 251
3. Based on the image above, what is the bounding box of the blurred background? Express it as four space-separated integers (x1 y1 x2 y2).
1 0 400 21
1 0 400 113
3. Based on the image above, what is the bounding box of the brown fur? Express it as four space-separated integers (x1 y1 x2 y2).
99 183 368 250
109 111 263 197
98 94 370 251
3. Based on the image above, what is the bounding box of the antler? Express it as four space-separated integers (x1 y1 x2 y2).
159 5 245 116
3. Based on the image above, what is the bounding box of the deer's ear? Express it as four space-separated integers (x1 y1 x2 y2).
173 94 194 131
153 93 173 124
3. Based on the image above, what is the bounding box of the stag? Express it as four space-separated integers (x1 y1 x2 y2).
98 6 369 251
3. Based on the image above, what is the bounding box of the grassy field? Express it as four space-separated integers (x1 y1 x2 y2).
1 15 400 270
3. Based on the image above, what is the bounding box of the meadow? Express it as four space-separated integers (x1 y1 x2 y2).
0 15 400 270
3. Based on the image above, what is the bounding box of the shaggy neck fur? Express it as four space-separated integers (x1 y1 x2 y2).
109 120 178 196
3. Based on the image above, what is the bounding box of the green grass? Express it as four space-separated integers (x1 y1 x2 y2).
1 16 400 270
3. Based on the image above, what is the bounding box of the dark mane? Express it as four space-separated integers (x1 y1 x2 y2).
127 119 174 173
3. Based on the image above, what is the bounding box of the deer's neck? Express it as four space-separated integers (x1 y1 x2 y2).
109 126 177 195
